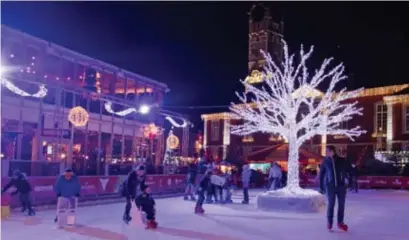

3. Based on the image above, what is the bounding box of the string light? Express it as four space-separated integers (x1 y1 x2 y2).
1 78 47 98
104 101 137 116
231 40 366 193
165 116 189 128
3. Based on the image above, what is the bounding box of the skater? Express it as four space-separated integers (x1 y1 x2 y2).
135 184 158 229
184 163 197 201
221 171 233 204
123 165 146 224
1 170 35 216
319 145 352 232
349 164 358 193
206 163 219 203
195 170 213 214
54 168 81 226
241 164 252 204
268 162 282 191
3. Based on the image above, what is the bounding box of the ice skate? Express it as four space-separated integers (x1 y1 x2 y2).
28 210 36 216
123 214 132 224
327 223 333 231
194 206 205 214
338 223 348 232
190 196 196 201
183 196 189 201
242 200 249 204
146 220 158 229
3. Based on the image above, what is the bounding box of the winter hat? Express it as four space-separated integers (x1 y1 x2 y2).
137 165 145 171
64 168 73 173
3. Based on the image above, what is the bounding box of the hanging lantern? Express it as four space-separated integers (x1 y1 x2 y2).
68 106 89 127
166 130 180 150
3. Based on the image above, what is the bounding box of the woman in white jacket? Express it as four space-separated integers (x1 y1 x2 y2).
268 163 282 190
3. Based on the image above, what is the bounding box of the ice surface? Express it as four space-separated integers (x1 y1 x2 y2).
1 189 409 240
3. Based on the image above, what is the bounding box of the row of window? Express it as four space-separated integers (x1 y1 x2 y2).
1 39 162 101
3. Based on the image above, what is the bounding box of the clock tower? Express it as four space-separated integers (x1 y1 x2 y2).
246 4 284 84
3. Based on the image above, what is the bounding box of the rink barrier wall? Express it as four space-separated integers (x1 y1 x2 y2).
298 175 409 189
1 174 190 208
1 175 408 208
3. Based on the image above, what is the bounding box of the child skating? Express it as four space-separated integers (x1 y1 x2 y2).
135 184 158 229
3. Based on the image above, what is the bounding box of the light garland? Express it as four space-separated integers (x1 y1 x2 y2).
201 112 238 121
230 40 366 191
1 78 47 98
104 101 137 116
165 116 189 128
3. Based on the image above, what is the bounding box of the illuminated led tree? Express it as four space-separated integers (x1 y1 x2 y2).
231 41 365 195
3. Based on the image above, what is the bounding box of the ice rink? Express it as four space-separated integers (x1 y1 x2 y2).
2 189 409 240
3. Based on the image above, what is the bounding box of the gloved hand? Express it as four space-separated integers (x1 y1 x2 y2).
57 193 61 197
75 193 80 198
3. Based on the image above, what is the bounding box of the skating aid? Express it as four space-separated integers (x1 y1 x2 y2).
56 197 78 228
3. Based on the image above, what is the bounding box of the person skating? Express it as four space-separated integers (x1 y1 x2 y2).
268 162 282 191
184 163 197 201
349 164 358 193
221 172 233 204
205 163 218 203
195 170 213 214
1 169 35 216
135 184 158 229
241 164 252 204
54 168 81 225
123 165 146 224
319 146 352 232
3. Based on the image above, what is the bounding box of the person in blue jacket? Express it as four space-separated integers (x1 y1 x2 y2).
54 168 81 223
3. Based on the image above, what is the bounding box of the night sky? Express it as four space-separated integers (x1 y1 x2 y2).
2 2 408 125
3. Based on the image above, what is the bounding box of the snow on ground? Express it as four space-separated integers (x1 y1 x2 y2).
2 189 409 240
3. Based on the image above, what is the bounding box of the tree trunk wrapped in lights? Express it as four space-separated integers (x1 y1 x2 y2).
230 41 366 210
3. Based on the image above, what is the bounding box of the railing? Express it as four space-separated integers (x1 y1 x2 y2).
1 160 193 177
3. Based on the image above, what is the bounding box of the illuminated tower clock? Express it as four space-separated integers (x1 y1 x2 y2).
246 4 284 84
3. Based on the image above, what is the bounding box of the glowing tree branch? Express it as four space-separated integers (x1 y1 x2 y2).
230 40 366 192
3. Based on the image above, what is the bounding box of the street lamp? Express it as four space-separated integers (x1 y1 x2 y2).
139 104 150 115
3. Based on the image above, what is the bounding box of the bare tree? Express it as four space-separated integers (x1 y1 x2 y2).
230 41 366 193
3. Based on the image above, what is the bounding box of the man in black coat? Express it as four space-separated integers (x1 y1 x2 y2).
1 170 35 216
195 170 213 214
319 145 352 232
122 165 146 223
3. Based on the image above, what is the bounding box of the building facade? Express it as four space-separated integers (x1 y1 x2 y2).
1 25 169 176
202 85 409 165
